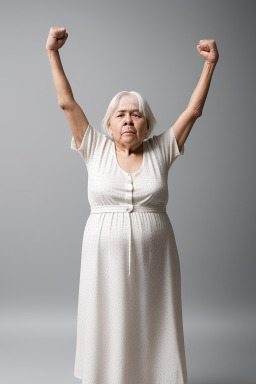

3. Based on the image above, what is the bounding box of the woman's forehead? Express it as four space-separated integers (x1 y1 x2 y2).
116 95 139 110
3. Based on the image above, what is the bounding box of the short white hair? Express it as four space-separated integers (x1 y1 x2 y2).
101 91 157 141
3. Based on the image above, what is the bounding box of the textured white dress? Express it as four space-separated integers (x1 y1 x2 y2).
70 123 187 384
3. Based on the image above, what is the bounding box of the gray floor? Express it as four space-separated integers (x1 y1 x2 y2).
1 306 255 384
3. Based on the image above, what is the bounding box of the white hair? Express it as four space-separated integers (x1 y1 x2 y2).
101 91 157 140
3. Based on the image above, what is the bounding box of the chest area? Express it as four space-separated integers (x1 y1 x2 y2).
114 147 143 174
86 138 169 205
87 157 168 207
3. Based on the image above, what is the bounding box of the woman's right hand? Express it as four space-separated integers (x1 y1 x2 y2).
46 27 68 52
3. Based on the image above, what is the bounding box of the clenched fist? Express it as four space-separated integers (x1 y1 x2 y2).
197 40 219 64
46 27 68 52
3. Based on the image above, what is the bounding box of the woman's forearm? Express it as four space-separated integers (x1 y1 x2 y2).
187 61 216 117
47 49 75 108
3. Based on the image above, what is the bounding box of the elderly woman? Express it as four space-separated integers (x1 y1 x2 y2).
46 27 219 384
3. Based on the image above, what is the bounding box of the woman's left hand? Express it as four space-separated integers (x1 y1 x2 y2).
197 39 219 64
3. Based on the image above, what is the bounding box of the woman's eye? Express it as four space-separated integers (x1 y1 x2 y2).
117 114 140 117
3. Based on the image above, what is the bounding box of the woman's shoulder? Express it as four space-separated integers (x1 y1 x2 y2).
71 123 112 164
146 126 184 167
146 127 172 147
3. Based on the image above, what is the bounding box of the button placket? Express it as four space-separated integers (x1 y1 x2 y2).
125 174 133 275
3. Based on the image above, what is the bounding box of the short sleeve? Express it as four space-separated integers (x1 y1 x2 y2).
153 126 184 168
70 123 103 164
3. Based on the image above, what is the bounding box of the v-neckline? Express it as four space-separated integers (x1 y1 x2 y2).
112 140 146 176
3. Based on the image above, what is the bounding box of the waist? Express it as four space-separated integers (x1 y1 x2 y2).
90 204 166 214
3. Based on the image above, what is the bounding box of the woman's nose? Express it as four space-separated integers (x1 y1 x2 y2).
125 114 132 124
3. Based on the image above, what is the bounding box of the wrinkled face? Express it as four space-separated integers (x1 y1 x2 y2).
108 95 148 147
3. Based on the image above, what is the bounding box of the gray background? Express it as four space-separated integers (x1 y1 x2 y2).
1 0 255 383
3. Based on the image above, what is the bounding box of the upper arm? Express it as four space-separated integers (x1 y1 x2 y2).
172 107 198 153
62 99 90 149
65 102 105 164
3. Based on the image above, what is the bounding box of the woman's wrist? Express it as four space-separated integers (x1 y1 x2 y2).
47 48 59 56
204 60 217 69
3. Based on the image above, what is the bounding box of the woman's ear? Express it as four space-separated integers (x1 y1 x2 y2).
107 120 112 135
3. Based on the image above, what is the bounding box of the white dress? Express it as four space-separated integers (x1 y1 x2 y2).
71 123 187 384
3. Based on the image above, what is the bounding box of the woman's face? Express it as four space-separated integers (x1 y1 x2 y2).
108 95 148 148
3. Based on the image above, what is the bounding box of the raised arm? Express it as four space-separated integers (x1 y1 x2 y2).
172 39 219 153
46 27 89 149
